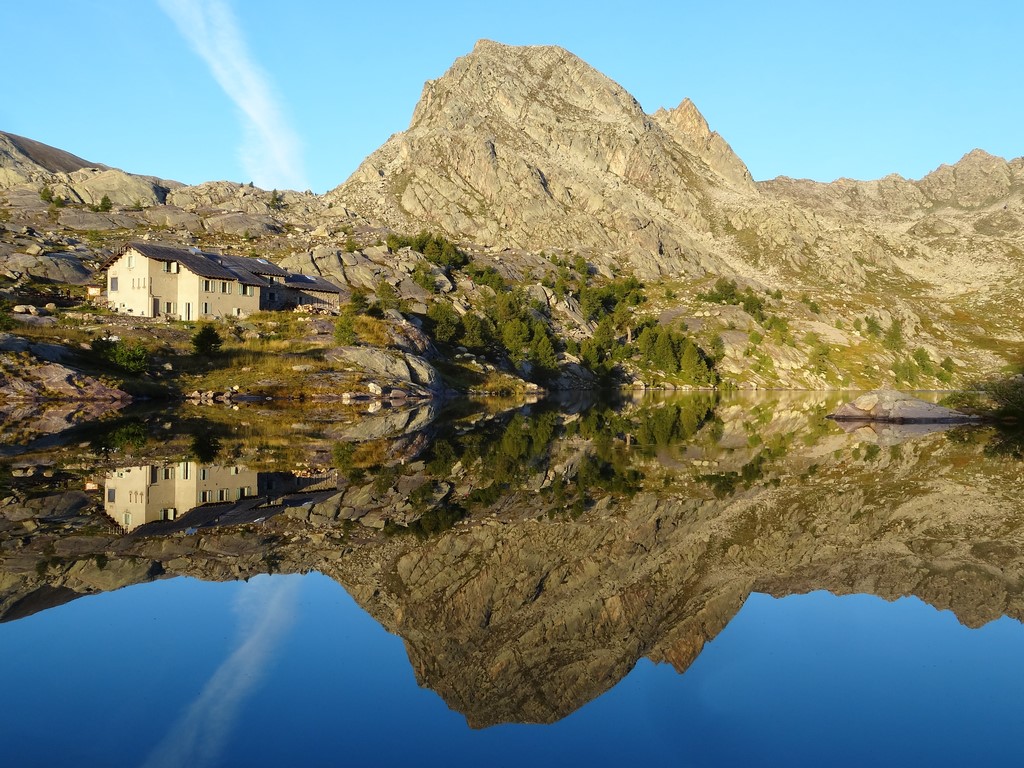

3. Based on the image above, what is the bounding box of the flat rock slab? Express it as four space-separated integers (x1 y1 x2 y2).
829 389 980 423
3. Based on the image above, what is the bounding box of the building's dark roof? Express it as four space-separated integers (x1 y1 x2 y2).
107 243 293 287
215 253 290 278
215 262 269 288
108 242 238 280
285 273 342 294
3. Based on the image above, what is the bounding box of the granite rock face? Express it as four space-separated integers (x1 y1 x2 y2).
328 346 445 396
330 40 739 278
0 131 98 179
651 98 755 193
0 250 93 283
64 168 171 208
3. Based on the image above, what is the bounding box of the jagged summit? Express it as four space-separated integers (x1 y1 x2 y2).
329 40 759 277
651 98 754 192
409 39 648 133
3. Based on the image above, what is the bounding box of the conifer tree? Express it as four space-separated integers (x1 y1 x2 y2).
637 325 655 359
652 328 679 372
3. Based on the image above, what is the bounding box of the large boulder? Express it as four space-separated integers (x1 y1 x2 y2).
829 390 979 423
202 212 281 237
66 168 170 207
142 205 203 232
57 209 139 231
328 347 445 394
1 251 93 284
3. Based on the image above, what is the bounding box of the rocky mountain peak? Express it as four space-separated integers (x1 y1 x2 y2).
409 39 647 134
331 41 758 277
918 147 1021 208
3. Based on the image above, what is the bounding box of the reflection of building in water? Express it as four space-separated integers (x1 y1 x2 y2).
103 462 337 534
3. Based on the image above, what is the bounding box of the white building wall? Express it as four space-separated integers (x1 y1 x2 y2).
147 256 181 318
106 250 152 316
107 247 261 319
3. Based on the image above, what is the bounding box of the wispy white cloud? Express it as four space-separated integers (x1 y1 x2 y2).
158 0 308 190
140 576 301 768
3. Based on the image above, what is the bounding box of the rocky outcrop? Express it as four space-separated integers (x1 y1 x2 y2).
167 180 297 215
0 338 131 402
917 149 1021 209
829 390 979 423
201 211 281 237
0 131 99 177
651 98 755 193
56 208 141 231
328 346 445 396
141 204 203 232
63 168 171 208
0 249 93 283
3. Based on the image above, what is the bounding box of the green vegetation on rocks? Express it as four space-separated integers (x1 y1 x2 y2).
91 337 150 375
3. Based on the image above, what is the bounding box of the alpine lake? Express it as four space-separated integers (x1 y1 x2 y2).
2 390 1023 768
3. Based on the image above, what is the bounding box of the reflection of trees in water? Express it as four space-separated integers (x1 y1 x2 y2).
948 424 1024 460
985 429 1024 460
189 433 222 464
360 395 722 535
68 410 250 460
87 421 148 455
944 369 1024 459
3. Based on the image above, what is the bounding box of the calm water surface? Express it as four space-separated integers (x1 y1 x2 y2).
1 392 1022 767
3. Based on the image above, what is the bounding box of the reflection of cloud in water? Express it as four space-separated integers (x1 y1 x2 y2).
140 576 300 768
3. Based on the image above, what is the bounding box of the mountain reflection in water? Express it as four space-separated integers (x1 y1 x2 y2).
1 391 1022 764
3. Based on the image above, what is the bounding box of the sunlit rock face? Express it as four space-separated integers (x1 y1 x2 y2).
1 393 1023 727
330 41 1024 300
330 40 748 279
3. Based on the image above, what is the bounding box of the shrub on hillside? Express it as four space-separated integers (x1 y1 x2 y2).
191 324 223 356
91 337 149 375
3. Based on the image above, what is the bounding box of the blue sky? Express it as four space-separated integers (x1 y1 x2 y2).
4 1 1020 193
